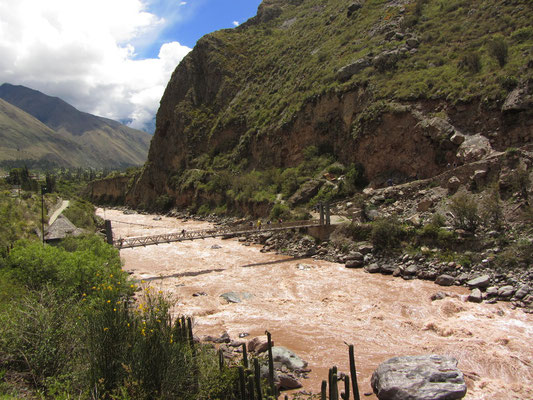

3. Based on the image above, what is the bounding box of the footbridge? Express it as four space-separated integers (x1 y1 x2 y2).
105 204 334 249
111 220 327 249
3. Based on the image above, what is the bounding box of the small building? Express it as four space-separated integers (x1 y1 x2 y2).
44 215 85 244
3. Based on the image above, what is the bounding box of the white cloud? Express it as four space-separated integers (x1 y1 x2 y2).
233 21 240 27
179 1 187 6
0 0 192 131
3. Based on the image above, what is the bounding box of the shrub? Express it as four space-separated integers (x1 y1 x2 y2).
269 203 291 220
1 286 80 387
459 52 481 73
487 35 508 67
449 192 480 231
511 26 533 42
370 217 405 252
480 189 503 229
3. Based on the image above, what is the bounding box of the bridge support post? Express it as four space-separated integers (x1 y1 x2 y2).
325 202 331 225
319 203 325 225
105 220 113 245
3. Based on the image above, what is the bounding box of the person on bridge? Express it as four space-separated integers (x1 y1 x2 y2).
257 219 262 229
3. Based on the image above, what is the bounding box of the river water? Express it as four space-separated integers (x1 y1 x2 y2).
97 208 533 400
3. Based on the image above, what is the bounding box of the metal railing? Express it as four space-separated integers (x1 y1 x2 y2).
114 219 322 249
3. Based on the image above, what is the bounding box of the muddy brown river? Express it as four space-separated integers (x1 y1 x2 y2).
97 209 533 400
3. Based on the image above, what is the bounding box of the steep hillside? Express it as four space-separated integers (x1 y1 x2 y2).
0 99 83 168
0 84 152 169
122 0 532 213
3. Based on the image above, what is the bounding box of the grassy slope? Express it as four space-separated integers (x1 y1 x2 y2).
0 84 152 169
0 99 80 166
189 0 532 141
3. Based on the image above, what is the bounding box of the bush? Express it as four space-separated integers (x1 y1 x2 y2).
269 203 291 220
6 236 126 297
459 52 482 73
480 189 503 229
370 217 405 252
487 35 508 67
449 192 480 231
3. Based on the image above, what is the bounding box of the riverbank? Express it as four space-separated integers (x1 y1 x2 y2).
99 207 533 400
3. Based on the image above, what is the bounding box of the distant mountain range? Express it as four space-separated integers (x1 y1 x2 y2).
0 83 152 169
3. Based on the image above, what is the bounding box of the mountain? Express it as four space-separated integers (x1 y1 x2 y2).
106 0 531 213
0 83 152 169
0 98 84 168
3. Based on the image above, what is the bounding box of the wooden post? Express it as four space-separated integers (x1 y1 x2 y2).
105 219 113 245
325 202 331 225
319 203 325 225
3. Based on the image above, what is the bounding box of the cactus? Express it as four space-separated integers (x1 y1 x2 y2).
218 348 224 371
348 344 360 400
265 330 276 398
254 358 263 400
321 380 327 400
239 366 246 400
342 375 350 400
243 343 249 368
248 375 256 400
329 366 338 400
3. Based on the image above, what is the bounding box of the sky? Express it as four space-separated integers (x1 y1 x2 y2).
0 0 263 132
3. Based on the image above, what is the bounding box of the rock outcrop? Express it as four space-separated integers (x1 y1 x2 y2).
371 355 467 400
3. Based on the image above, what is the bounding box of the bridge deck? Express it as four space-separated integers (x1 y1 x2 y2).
114 220 323 249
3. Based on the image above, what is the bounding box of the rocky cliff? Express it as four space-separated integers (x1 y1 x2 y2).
117 0 532 213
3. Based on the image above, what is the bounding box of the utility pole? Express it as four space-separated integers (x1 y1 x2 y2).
41 185 47 245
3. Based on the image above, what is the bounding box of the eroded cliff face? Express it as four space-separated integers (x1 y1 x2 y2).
121 0 533 211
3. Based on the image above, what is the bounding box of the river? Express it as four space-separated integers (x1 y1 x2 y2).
97 208 533 400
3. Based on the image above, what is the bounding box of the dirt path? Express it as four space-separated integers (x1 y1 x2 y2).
48 200 69 224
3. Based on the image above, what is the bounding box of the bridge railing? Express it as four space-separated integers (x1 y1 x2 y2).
114 219 321 249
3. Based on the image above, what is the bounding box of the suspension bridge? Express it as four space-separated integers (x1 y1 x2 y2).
105 204 334 249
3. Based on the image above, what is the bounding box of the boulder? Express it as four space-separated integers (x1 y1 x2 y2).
457 134 493 163
447 176 461 193
430 291 448 301
467 275 491 289
271 346 308 370
288 179 324 206
220 291 253 303
248 336 270 353
403 264 419 276
450 133 465 145
365 263 381 273
502 83 533 112
436 274 455 287
381 264 396 275
371 355 467 400
417 199 433 212
277 373 302 390
515 285 530 299
497 285 515 298
468 288 483 303
345 259 364 268
336 58 371 81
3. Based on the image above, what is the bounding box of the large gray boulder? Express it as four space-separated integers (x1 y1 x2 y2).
336 58 371 80
271 346 307 370
288 179 324 206
466 274 491 289
371 355 467 400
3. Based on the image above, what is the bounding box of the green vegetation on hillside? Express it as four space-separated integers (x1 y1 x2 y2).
200 0 532 137
143 0 532 216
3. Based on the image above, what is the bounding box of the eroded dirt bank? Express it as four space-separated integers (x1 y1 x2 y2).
98 208 533 400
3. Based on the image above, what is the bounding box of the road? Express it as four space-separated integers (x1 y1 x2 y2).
48 200 70 225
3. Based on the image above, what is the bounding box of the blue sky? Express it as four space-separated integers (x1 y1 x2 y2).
141 0 262 58
0 0 263 131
